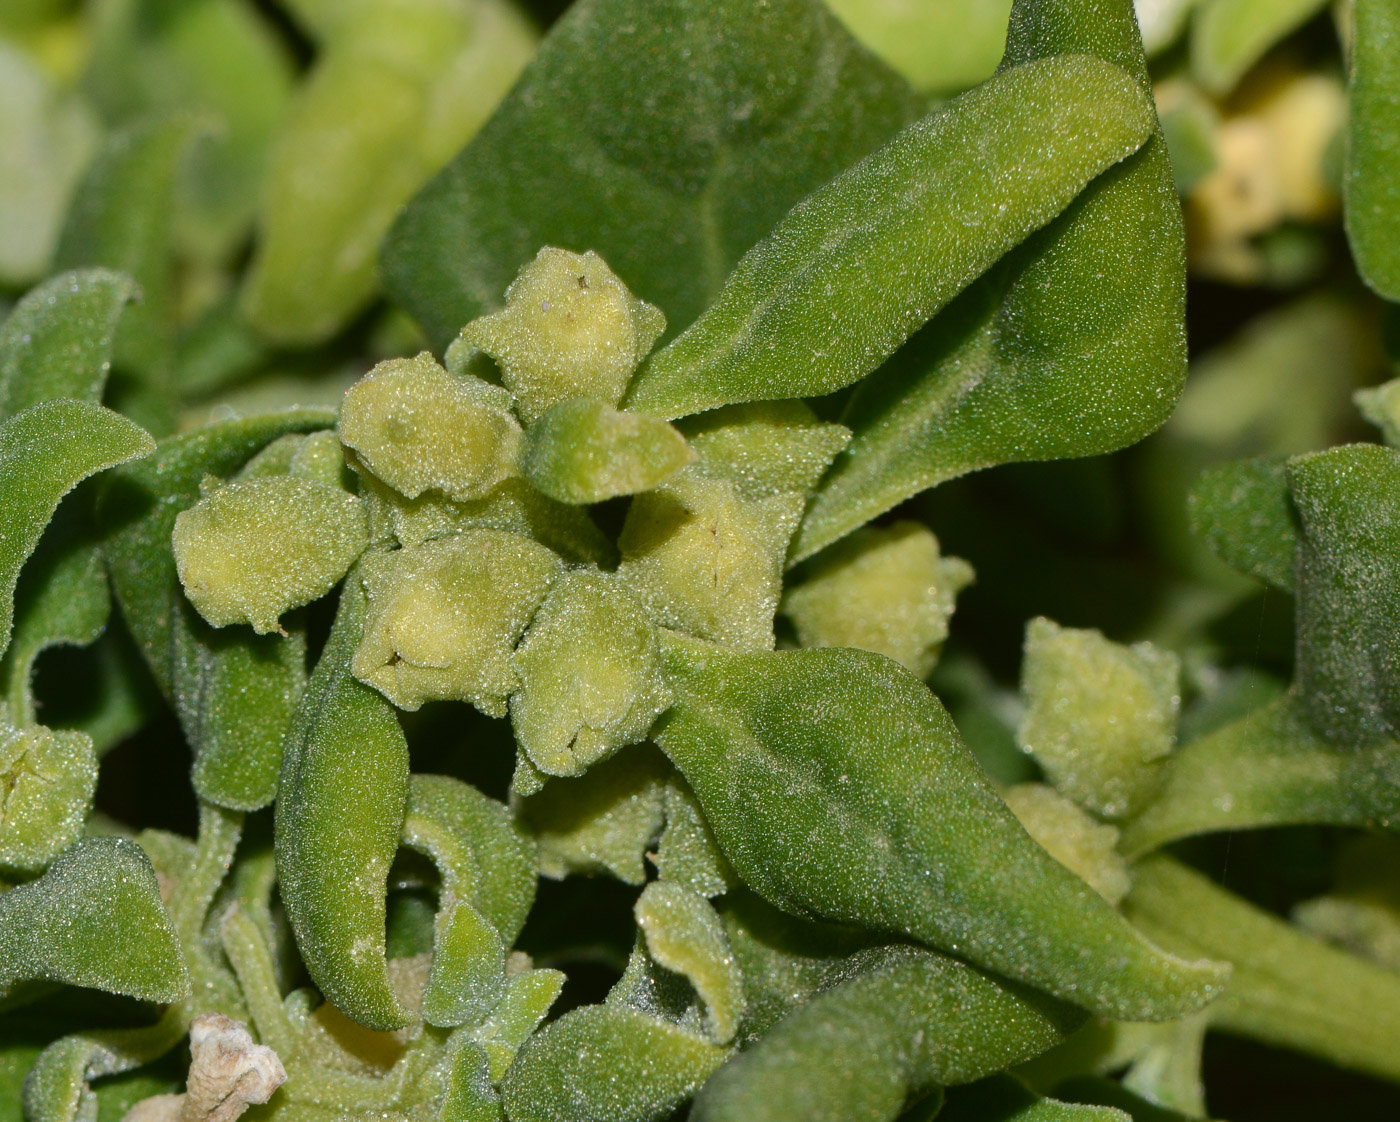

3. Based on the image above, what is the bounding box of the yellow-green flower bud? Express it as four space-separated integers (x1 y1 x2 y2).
339 352 521 502
455 248 666 423
511 570 671 777
1002 783 1130 905
782 522 973 679
521 397 694 505
352 530 560 714
173 476 370 634
0 717 96 874
238 430 352 490
681 401 851 500
1017 617 1179 820
617 468 801 650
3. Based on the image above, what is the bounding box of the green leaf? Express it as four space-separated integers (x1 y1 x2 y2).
275 574 411 1031
939 1077 1129 1122
0 836 187 1002
1190 0 1329 95
655 640 1229 1022
1186 456 1297 591
1347 0 1400 299
1118 696 1400 858
0 717 96 875
1126 856 1400 1083
53 116 195 433
796 0 1186 561
0 399 153 663
500 1003 728 1122
625 53 1155 418
100 410 333 808
1289 443 1400 744
381 0 922 352
689 946 1085 1122
401 774 537 1027
0 269 137 421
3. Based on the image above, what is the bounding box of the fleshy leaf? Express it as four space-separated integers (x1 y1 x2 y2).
0 269 136 421
276 576 412 1031
689 946 1084 1122
823 0 1012 94
656 640 1229 1022
797 0 1186 561
1347 0 1400 298
0 399 153 663
381 0 922 351
1186 456 1297 591
0 718 96 875
939 1076 1129 1122
500 1003 728 1122
626 53 1155 418
0 836 187 1002
1289 443 1400 744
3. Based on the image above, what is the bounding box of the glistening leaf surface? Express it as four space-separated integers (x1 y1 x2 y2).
689 945 1084 1122
275 573 411 1031
381 0 921 351
655 640 1228 1022
1347 0 1400 299
796 0 1186 561
0 399 153 662
625 53 1155 418
0 836 187 1003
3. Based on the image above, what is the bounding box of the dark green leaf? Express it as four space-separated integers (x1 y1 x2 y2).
796 0 1186 561
938 1076 1128 1122
1186 456 1297 591
99 410 333 808
381 0 922 351
275 573 412 1031
0 269 136 421
0 399 153 663
1289 443 1400 744
625 54 1155 418
690 947 1085 1122
1347 0 1400 299
656 640 1228 1022
0 837 187 1003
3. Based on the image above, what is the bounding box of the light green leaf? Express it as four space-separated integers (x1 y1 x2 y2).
0 399 153 663
796 0 1186 561
1186 456 1296 591
470 968 565 1083
100 411 333 809
653 776 736 899
500 1003 728 1122
656 640 1228 1022
1126 856 1400 1083
276 575 411 1031
634 882 744 1045
1347 0 1400 299
381 0 922 351
1190 0 1329 95
1118 696 1400 858
625 53 1154 418
0 269 136 421
0 836 187 1002
689 946 1085 1122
